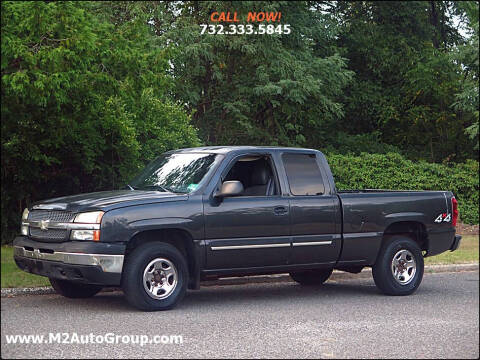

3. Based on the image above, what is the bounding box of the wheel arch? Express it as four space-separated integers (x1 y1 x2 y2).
125 228 200 290
383 221 428 251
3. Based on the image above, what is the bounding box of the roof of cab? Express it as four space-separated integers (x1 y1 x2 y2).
172 146 319 154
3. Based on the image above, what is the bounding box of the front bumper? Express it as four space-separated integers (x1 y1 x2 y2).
13 236 125 286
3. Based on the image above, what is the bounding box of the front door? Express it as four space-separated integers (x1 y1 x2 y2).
204 155 290 270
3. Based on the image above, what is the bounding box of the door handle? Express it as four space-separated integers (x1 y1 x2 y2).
273 206 288 215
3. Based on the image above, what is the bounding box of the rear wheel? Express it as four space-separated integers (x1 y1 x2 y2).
372 235 424 296
290 269 333 286
49 278 102 298
122 242 188 311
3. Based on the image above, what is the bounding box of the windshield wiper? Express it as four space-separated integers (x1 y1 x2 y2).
134 184 187 194
126 184 135 191
140 185 173 193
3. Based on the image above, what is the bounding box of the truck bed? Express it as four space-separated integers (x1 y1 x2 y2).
336 190 455 266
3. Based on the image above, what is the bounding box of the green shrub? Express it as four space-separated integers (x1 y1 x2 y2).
327 152 479 224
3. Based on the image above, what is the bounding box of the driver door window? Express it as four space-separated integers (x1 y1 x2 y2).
223 156 279 197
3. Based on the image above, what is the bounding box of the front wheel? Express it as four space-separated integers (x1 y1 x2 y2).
372 235 424 296
49 278 102 298
290 269 333 286
121 242 188 311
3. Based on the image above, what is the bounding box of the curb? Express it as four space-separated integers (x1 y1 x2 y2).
0 286 122 298
1 263 478 297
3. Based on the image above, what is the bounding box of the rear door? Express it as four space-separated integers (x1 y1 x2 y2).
281 152 341 266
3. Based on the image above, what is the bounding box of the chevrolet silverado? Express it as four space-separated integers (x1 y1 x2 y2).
13 146 461 310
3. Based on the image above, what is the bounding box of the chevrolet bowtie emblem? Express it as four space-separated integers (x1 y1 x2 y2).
39 219 50 231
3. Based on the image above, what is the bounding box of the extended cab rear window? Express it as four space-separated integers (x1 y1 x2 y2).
282 153 325 196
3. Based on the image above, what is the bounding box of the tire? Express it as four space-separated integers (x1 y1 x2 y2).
121 242 188 311
49 278 102 298
290 268 333 286
372 235 424 296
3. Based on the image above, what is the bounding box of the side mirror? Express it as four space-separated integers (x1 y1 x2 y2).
215 180 244 198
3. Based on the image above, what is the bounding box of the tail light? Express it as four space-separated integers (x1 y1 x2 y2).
451 197 459 227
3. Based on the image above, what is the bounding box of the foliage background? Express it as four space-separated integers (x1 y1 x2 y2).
1 1 478 243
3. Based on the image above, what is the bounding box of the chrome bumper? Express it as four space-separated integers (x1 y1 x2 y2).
13 246 124 273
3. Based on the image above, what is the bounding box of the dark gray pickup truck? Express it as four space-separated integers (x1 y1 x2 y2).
14 146 461 310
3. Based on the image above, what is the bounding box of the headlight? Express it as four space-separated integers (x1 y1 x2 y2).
74 211 104 224
20 208 29 235
22 208 29 221
72 211 103 241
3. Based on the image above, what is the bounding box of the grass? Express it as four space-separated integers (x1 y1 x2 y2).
1 235 478 288
1 246 50 288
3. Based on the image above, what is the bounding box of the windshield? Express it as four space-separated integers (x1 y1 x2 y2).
129 153 220 194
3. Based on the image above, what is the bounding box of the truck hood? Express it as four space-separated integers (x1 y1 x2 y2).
31 190 188 213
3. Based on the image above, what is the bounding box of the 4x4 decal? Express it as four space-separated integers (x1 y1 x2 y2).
434 213 451 223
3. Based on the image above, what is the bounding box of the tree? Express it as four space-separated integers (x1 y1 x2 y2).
452 1 479 150
2 1 478 239
1 1 199 241
333 1 477 162
148 1 353 147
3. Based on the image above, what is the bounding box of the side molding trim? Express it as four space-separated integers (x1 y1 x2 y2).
292 241 332 247
211 243 291 251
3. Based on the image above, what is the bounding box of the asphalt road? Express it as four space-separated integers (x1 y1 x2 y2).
1 271 478 359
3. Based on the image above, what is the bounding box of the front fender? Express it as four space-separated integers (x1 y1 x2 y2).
127 217 195 240
100 197 204 243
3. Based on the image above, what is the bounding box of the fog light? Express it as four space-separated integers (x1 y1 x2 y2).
71 230 100 241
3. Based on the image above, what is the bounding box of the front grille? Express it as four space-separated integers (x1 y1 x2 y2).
28 210 74 223
29 228 68 241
